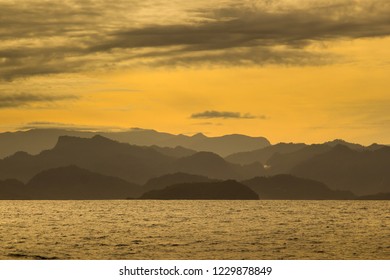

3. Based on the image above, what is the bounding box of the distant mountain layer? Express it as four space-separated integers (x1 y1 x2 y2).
227 140 390 196
242 174 355 200
225 142 306 165
266 144 333 174
0 135 173 184
0 135 265 184
291 145 390 196
140 180 259 200
225 139 388 166
106 130 271 157
149 145 196 158
0 128 270 158
0 129 95 159
171 152 265 181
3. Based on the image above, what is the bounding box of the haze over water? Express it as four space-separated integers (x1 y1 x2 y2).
1 200 389 260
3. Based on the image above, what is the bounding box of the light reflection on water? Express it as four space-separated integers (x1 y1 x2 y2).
0 200 389 260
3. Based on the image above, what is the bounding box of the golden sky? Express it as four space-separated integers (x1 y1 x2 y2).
1 0 389 145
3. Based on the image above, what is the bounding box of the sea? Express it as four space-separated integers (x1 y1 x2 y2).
0 200 389 260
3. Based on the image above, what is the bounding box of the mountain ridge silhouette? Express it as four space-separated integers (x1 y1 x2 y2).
0 130 388 199
0 128 271 158
0 135 265 184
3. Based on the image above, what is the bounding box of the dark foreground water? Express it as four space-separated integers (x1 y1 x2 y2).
0 200 389 260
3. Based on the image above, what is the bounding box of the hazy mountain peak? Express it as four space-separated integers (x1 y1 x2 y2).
130 127 155 132
54 135 86 149
367 143 389 151
8 151 31 159
221 133 257 139
92 134 107 139
325 139 365 150
326 139 348 145
55 134 115 149
191 132 207 139
91 134 115 143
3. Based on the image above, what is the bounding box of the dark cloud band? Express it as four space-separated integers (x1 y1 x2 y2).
1 0 390 80
0 93 77 109
19 122 121 132
191 110 259 119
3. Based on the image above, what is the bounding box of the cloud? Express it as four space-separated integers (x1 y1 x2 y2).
87 0 390 66
19 121 124 132
190 110 261 119
0 93 78 109
1 0 390 80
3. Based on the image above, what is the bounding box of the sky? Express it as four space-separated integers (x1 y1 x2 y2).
0 0 390 145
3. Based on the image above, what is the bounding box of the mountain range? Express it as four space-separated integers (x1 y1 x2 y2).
0 135 265 184
291 145 390 195
226 141 390 196
0 129 388 199
0 128 270 158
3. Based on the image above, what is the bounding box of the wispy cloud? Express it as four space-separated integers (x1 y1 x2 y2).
190 110 262 119
0 93 77 109
1 0 390 80
19 121 125 132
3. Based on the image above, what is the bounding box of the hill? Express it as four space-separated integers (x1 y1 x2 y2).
0 179 29 199
26 165 140 199
143 172 215 192
140 180 259 200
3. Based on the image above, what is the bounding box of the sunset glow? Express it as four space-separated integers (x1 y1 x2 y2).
1 0 390 144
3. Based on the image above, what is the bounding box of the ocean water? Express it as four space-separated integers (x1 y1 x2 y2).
0 200 389 260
